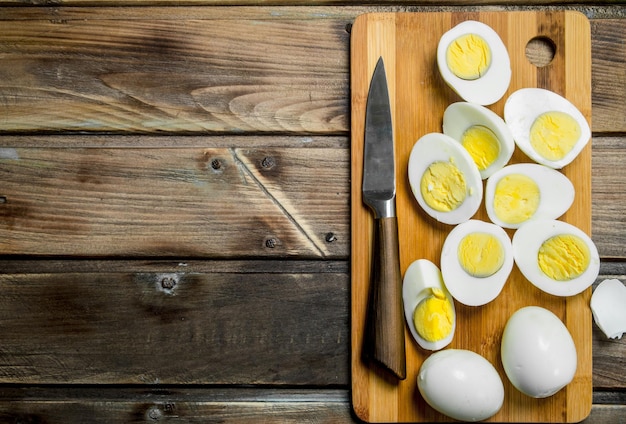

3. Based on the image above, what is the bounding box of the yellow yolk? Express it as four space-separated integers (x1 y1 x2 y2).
538 234 591 281
493 174 540 225
461 125 501 171
420 160 467 212
457 232 505 277
446 33 492 80
413 288 454 342
530 111 582 161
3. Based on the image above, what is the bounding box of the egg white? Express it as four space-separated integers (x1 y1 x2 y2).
590 279 626 340
485 163 575 229
504 88 591 169
512 219 600 297
408 133 483 225
443 102 515 179
441 220 514 306
437 20 511 106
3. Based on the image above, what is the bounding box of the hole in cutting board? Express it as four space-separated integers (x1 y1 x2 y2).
525 36 556 67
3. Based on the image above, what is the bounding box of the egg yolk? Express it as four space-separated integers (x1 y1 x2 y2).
458 232 505 277
446 33 492 80
461 125 501 171
530 111 582 161
413 288 454 342
420 160 467 212
493 174 540 225
538 234 591 281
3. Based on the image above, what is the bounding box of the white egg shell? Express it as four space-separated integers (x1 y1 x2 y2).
418 349 504 421
485 163 575 229
443 102 515 179
590 279 626 339
441 219 514 306
504 88 591 169
512 219 600 297
402 259 455 351
501 306 577 398
437 20 511 106
408 132 483 225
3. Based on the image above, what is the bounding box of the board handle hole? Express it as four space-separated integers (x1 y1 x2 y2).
525 36 556 68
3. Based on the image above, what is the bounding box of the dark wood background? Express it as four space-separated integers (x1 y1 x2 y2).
0 2 624 422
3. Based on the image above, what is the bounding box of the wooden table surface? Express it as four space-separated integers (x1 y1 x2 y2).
0 1 624 422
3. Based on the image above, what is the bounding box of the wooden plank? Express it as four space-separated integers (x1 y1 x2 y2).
0 7 624 133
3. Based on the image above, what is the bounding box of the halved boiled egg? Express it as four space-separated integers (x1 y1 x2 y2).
408 133 483 225
512 219 600 297
402 259 456 351
590 279 626 340
437 20 511 105
443 102 515 179
504 88 591 169
485 163 575 229
441 220 514 306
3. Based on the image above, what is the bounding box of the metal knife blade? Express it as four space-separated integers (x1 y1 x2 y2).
361 57 406 380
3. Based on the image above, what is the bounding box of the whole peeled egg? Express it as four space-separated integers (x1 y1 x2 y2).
437 20 511 105
418 349 504 421
443 102 515 179
408 132 483 225
512 219 600 297
485 163 575 229
501 306 577 398
504 88 591 169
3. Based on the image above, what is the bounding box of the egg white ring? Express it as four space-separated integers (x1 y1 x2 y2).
402 259 456 351
443 102 516 179
512 219 600 297
437 20 512 106
441 220 514 306
485 163 575 229
408 133 483 225
504 88 591 169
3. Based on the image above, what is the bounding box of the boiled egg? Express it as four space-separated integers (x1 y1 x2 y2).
485 163 575 229
504 88 591 169
512 219 600 297
402 259 456 351
437 20 511 105
590 279 626 340
443 102 515 179
408 132 482 225
418 349 504 421
501 306 577 398
441 219 514 306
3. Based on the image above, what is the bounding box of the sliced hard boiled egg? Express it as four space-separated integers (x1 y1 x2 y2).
402 259 456 351
504 88 591 169
485 163 575 229
437 20 511 105
408 133 483 225
590 279 626 339
443 102 515 179
441 220 514 306
512 219 600 297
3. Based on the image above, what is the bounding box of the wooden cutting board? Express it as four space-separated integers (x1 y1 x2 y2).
350 11 592 423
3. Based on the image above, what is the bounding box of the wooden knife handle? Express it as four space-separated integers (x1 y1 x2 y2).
363 216 407 380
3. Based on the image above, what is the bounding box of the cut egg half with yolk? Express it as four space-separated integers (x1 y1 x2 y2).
437 20 511 105
504 88 591 169
408 133 483 225
512 219 600 297
443 102 515 179
441 219 514 306
485 163 575 229
402 259 456 351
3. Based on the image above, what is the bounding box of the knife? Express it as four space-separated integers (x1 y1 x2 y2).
361 57 406 380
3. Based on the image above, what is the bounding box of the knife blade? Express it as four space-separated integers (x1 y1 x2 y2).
361 57 406 380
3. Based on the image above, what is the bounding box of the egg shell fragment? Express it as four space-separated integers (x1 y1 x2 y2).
591 279 626 339
501 306 577 398
485 163 575 229
418 349 504 421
